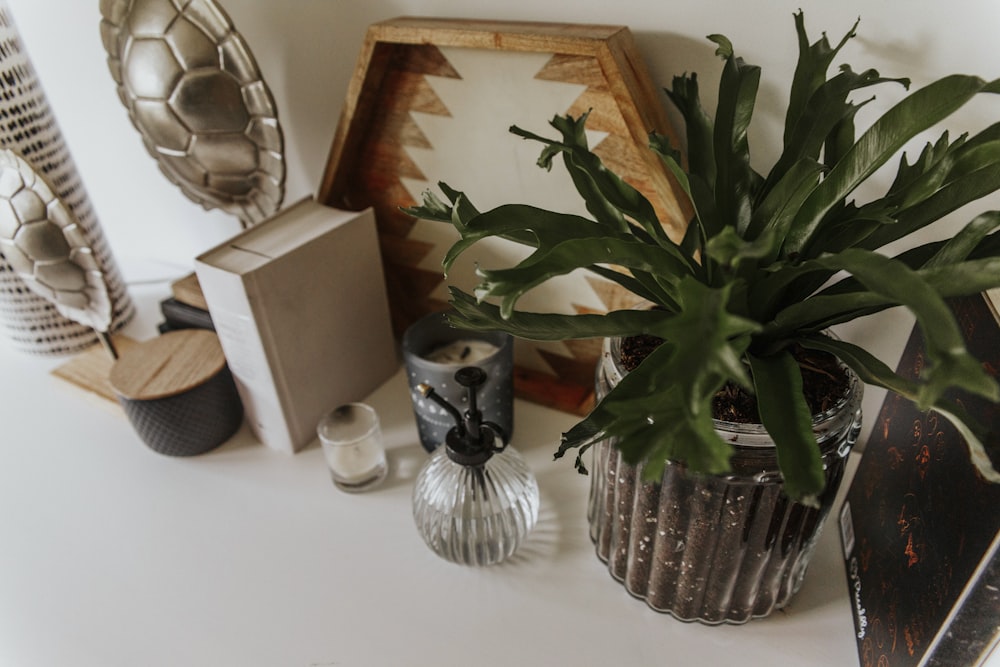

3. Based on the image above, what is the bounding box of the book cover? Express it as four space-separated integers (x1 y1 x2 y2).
170 272 209 311
159 296 215 332
194 197 397 453
839 291 1000 667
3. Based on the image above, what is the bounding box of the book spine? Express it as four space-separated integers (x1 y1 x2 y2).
194 262 295 453
159 297 215 332
241 270 300 453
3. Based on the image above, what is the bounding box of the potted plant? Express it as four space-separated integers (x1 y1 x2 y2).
405 11 1000 622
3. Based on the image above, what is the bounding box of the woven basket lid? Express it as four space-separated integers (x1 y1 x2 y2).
110 329 226 401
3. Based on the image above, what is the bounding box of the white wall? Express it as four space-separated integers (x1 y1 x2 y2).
6 0 1000 430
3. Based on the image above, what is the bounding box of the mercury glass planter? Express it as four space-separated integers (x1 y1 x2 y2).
99 0 285 226
588 336 862 623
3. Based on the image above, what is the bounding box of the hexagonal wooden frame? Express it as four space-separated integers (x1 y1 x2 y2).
318 17 687 415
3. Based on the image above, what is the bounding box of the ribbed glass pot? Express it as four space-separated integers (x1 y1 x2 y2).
587 336 862 623
413 443 539 566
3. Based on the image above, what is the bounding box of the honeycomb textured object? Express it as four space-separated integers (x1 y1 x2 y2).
117 364 243 457
100 0 285 226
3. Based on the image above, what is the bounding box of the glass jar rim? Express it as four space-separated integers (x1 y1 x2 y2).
602 333 862 444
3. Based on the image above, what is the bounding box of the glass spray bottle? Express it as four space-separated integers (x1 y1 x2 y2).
412 366 539 566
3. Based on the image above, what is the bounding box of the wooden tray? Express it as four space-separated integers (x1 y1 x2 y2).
52 334 139 402
318 17 686 415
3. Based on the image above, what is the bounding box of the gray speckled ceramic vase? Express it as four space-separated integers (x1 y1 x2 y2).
587 336 862 623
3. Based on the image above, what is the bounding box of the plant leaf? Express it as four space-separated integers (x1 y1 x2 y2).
785 11 860 148
777 212 1000 309
648 133 718 270
704 225 776 275
558 278 758 478
890 228 1000 272
448 287 674 341
446 203 696 312
511 115 673 245
922 211 1000 268
861 161 1000 253
748 350 825 504
767 67 906 201
510 119 629 234
747 157 825 250
800 335 1000 483
586 264 680 312
786 74 1000 257
824 134 1000 253
763 256 1000 336
441 204 607 273
557 341 736 480
823 97 868 170
477 236 691 317
776 249 1000 406
746 257 837 323
810 129 1000 255
403 186 540 262
656 278 759 396
710 34 762 236
663 72 716 189
402 188 452 222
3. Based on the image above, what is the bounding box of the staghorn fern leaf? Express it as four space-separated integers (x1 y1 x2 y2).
404 11 1000 500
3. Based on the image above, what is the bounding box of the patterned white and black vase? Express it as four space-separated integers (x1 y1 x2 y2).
0 3 134 354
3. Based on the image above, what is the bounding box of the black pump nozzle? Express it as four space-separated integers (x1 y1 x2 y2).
454 366 487 437
418 366 508 466
417 382 464 434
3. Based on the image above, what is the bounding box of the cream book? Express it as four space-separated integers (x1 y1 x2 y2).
194 197 397 453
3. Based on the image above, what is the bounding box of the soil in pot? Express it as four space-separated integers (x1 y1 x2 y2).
619 333 852 422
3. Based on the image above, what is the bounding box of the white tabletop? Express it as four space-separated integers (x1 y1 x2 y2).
0 283 863 667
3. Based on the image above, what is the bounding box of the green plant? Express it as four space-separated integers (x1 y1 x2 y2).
405 11 1000 503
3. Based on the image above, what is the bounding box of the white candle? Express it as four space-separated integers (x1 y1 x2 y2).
317 403 387 492
424 339 499 365
323 434 386 484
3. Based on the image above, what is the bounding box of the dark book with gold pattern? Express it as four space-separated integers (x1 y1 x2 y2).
839 292 1000 667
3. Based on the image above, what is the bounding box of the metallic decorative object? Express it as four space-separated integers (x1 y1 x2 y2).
0 149 117 357
99 0 285 226
0 2 133 355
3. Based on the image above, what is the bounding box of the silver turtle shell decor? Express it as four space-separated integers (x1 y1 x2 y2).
0 149 117 355
99 0 285 226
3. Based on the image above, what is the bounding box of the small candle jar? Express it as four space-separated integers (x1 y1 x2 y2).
316 403 387 492
401 311 514 452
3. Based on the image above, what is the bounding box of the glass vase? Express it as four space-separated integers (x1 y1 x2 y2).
587 336 863 623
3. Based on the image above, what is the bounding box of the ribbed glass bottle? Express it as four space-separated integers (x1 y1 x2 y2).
413 444 539 566
588 335 862 623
